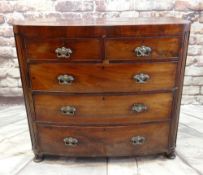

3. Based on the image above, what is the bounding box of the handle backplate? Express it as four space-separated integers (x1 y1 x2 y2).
60 106 76 116
55 47 72 58
133 73 150 83
132 103 148 113
63 137 78 146
57 74 74 85
131 136 145 145
134 46 152 57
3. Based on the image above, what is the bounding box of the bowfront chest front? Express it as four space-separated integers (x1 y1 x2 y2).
13 18 190 162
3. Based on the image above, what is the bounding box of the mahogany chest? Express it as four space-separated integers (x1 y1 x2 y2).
13 18 190 162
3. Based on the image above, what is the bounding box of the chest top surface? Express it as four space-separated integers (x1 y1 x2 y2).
13 17 190 38
13 17 190 26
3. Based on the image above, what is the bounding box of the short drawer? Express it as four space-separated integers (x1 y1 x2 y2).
30 62 177 92
25 38 101 61
37 123 169 156
34 93 173 124
105 37 181 60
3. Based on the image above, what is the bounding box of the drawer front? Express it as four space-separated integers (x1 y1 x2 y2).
37 123 169 156
106 37 181 60
25 38 101 61
34 93 172 124
30 62 177 92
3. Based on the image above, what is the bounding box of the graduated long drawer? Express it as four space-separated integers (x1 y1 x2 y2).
34 93 173 124
37 122 169 157
30 62 177 93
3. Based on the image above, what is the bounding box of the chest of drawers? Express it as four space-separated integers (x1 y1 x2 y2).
14 18 190 162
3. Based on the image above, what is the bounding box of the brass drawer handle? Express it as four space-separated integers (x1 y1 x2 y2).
64 137 78 146
60 106 76 116
133 73 150 83
57 74 74 85
55 47 72 58
132 103 147 113
134 46 152 57
131 136 145 145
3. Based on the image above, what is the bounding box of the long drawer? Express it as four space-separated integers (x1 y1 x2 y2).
34 93 173 124
30 62 177 92
37 122 169 156
105 37 181 60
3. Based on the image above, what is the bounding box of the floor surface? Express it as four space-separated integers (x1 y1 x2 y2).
0 104 203 175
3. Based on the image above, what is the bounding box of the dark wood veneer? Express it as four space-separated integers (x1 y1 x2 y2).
14 17 190 162
30 62 177 93
105 37 181 60
25 38 102 61
37 122 169 157
34 93 173 124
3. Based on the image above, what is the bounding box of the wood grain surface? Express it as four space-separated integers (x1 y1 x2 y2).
106 37 181 60
37 122 169 156
34 93 173 125
26 38 101 61
30 62 177 93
